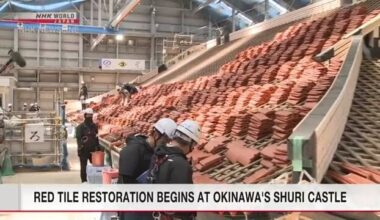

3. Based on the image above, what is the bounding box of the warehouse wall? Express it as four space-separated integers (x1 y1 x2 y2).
0 0 210 111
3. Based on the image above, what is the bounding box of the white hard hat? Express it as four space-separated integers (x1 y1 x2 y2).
8 103 12 106
175 120 201 144
153 118 177 139
23 103 27 106
30 103 34 106
83 108 94 115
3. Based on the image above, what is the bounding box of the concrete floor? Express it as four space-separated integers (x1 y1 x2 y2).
0 124 105 220
2 124 81 184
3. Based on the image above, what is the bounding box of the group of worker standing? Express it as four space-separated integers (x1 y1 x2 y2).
118 118 200 220
5 102 40 112
75 109 200 219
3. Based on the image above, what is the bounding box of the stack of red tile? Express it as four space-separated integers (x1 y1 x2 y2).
363 9 380 23
304 81 330 104
202 114 220 133
215 114 237 136
195 154 224 171
205 77 222 90
249 84 277 107
258 143 290 169
234 89 254 109
327 163 380 184
301 64 327 82
203 136 229 153
276 61 297 80
231 113 252 137
272 110 301 140
294 103 315 117
187 148 212 164
287 80 316 105
272 144 289 168
247 112 274 141
225 140 261 166
269 80 295 104
261 66 279 83
247 68 266 86
223 90 240 107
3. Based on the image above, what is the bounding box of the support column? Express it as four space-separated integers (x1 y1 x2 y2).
109 0 113 20
150 3 156 70
181 1 185 33
150 38 155 70
13 30 18 51
98 0 102 26
13 29 19 79
37 30 40 67
264 0 269 20
369 28 380 48
36 71 40 103
116 41 119 58
208 16 212 40
232 7 236 32
59 31 62 68
79 4 84 68
90 0 94 26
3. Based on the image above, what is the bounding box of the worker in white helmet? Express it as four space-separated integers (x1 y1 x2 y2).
148 119 200 220
34 102 40 111
118 118 177 220
75 108 99 182
22 103 28 111
118 117 177 184
148 119 200 184
7 103 12 113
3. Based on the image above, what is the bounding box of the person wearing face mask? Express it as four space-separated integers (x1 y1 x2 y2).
148 120 200 220
75 108 99 183
118 118 177 184
118 118 177 220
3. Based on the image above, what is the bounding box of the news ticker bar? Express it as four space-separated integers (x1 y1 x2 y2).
1 184 379 211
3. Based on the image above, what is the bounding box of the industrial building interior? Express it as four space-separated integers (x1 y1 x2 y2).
0 0 379 219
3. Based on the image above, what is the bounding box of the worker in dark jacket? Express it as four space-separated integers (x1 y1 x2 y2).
79 82 88 100
75 108 99 182
118 118 177 220
79 82 88 110
29 103 37 112
118 83 140 105
149 120 201 220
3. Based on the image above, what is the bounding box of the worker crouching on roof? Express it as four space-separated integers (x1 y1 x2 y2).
148 119 201 220
118 82 140 106
118 118 177 220
75 108 99 182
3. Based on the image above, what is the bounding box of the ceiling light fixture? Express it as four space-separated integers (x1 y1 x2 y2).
116 34 124 41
